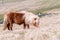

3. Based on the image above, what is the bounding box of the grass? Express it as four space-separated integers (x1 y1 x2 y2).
0 0 25 3
30 4 60 14
0 14 4 21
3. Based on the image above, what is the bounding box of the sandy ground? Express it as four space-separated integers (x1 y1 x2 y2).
0 13 60 40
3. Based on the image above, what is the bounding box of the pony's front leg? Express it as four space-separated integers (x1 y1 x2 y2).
26 24 29 29
23 23 26 29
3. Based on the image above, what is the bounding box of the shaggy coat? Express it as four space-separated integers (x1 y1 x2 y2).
3 11 39 30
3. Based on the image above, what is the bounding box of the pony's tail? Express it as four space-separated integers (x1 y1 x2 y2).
3 14 9 30
3 20 8 30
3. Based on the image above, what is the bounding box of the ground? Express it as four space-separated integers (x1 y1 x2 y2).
0 0 60 40
0 13 60 40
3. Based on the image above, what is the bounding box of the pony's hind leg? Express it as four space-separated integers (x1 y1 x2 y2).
3 14 8 30
23 23 29 29
9 21 13 30
26 24 29 29
8 23 13 30
7 23 10 30
23 23 26 29
3 22 7 30
3 19 8 30
8 17 13 30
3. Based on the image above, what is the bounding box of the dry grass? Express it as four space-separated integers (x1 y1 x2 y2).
0 13 60 40
0 0 60 14
0 0 60 40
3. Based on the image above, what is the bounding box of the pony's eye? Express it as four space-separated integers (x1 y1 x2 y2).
34 18 37 20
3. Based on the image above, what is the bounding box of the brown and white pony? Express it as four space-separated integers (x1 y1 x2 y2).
3 11 40 30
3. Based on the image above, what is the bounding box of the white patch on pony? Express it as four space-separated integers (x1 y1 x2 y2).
24 11 40 28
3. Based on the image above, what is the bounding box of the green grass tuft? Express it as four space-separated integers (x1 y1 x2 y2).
0 14 4 21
